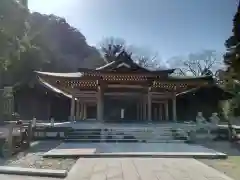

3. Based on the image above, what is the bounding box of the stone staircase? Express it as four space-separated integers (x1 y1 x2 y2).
65 125 187 143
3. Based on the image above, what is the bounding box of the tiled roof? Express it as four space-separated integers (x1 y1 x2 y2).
96 61 116 70
176 84 234 100
35 71 83 78
38 77 72 99
168 75 213 81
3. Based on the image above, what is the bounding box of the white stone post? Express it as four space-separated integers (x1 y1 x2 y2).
50 117 54 127
32 117 36 127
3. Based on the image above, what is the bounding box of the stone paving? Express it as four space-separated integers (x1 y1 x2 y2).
46 142 222 154
0 158 234 180
66 158 234 180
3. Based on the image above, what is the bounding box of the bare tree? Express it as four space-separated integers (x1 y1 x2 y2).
98 37 126 63
129 46 163 69
98 37 163 69
168 50 223 76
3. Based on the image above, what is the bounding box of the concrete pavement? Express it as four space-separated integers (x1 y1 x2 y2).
0 158 234 180
66 158 233 180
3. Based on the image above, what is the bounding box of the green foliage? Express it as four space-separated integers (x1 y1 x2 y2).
0 0 29 58
224 5 240 80
0 1 103 88
0 0 30 87
221 100 235 119
222 4 240 118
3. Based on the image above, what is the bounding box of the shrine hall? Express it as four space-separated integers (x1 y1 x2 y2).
35 53 232 122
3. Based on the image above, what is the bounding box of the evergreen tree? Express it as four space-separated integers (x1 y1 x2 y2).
224 2 240 80
223 2 240 140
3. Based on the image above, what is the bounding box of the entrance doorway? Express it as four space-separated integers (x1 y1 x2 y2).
104 95 139 122
86 104 97 120
152 103 165 122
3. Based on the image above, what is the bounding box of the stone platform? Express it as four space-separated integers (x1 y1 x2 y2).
37 121 192 130
66 158 234 180
0 158 234 180
43 142 226 159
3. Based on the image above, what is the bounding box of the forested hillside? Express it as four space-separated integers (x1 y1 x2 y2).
0 0 104 88
29 12 104 72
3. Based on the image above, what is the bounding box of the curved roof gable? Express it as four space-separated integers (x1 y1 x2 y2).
95 51 174 74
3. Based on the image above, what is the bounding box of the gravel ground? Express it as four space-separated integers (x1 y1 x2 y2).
197 140 240 180
200 156 240 180
0 141 77 171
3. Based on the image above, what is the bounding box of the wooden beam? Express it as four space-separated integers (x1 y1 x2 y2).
107 84 143 88
75 91 97 98
104 92 142 96
151 94 172 99
152 100 167 103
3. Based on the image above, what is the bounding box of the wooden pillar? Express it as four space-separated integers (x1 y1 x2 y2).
172 92 177 122
165 101 169 121
83 103 87 120
97 86 104 121
158 104 162 121
70 96 75 121
136 103 139 121
147 88 152 121
80 103 83 120
76 99 80 120
138 102 141 121
143 97 146 121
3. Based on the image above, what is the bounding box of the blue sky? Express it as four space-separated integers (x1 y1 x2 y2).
29 0 238 62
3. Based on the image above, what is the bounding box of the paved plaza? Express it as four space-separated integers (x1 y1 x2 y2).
66 158 233 180
44 142 225 157
0 158 233 180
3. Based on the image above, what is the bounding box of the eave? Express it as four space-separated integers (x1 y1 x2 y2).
38 77 77 100
176 84 234 100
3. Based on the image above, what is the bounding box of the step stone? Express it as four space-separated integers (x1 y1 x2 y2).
65 126 185 143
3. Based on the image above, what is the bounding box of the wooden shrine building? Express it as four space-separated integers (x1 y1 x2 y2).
35 53 232 122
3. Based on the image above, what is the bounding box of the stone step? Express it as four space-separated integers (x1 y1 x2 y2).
66 135 173 140
66 134 173 138
67 133 173 137
64 139 139 143
146 139 185 143
65 127 178 143
68 131 173 136
65 139 175 143
70 127 173 131
67 133 101 136
64 139 184 143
